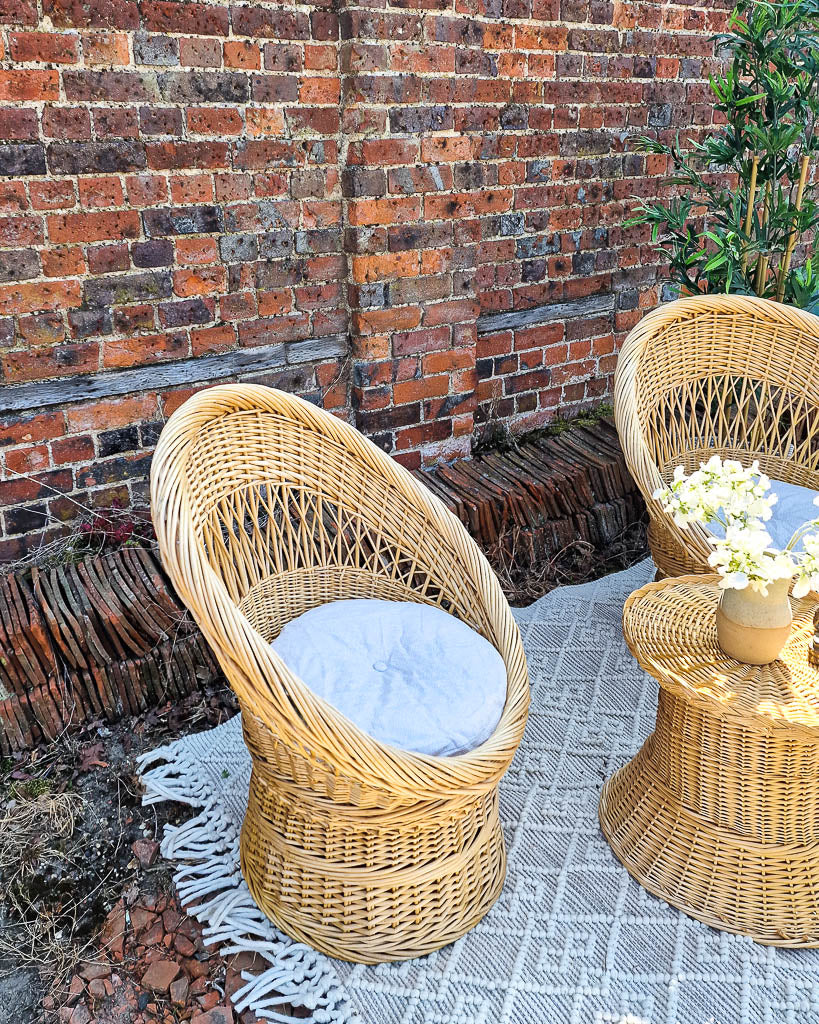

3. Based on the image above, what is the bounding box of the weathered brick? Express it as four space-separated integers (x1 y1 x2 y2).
139 106 184 135
179 36 221 67
83 271 173 308
93 107 139 139
0 144 46 177
48 140 146 175
159 297 213 326
2 340 98 381
132 239 174 268
134 32 180 66
231 7 310 39
157 72 249 104
43 0 140 30
143 206 224 236
63 70 158 103
18 312 65 347
218 234 258 263
0 251 41 284
68 307 112 339
87 243 130 274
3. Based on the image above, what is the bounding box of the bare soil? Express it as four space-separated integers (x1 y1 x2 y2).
0 682 239 1023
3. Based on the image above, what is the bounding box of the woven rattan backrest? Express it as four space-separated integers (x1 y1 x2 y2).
630 296 819 485
181 401 490 639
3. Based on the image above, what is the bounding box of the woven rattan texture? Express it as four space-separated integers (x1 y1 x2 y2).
150 383 529 962
600 574 819 946
614 295 819 577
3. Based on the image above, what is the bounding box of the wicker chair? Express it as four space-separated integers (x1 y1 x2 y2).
150 383 529 963
614 294 819 577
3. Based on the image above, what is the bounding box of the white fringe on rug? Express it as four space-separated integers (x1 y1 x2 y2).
137 735 359 1024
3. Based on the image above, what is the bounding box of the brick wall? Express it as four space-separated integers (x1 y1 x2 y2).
0 0 728 560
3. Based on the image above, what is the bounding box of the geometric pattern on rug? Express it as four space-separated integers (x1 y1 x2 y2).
142 559 819 1024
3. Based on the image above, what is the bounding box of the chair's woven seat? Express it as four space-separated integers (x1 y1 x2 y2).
150 384 529 963
614 295 819 577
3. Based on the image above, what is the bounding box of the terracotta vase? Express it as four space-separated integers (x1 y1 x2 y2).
716 577 793 665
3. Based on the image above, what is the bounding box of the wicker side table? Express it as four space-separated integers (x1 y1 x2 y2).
600 575 819 947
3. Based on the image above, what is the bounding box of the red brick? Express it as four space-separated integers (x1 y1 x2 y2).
78 177 124 209
4 444 51 475
173 267 226 297
392 374 448 405
353 308 421 336
175 238 219 265
82 31 129 64
245 108 286 137
348 197 420 227
224 40 260 69
0 411 64 448
423 299 479 326
66 396 158 432
191 323 235 355
169 173 215 204
421 136 472 163
51 435 95 465
9 30 78 63
352 252 419 284
48 210 140 244
3 341 97 382
0 280 82 317
299 77 341 105
30 180 76 210
0 70 59 101
187 108 242 137
103 331 187 368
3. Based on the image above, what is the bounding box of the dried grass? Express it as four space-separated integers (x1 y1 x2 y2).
0 790 111 986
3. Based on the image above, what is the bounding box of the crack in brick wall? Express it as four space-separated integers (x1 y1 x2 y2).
0 0 730 560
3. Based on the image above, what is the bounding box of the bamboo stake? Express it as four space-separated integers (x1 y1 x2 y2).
741 154 760 276
754 181 771 296
776 153 811 302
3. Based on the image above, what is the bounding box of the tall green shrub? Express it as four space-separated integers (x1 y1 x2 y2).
627 0 819 310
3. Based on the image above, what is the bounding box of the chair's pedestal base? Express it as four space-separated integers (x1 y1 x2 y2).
239 766 507 963
600 741 819 948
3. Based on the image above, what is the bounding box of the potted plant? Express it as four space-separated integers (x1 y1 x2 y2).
654 456 819 663
627 0 819 310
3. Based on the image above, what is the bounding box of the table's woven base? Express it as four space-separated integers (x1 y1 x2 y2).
600 741 819 947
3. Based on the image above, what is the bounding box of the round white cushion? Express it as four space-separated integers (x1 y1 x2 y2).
271 598 507 757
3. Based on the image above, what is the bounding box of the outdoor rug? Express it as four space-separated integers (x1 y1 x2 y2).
139 558 819 1024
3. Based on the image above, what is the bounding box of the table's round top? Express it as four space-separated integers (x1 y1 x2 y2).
623 575 819 739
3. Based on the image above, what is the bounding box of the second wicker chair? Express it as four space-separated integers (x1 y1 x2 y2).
614 294 819 577
150 383 529 963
